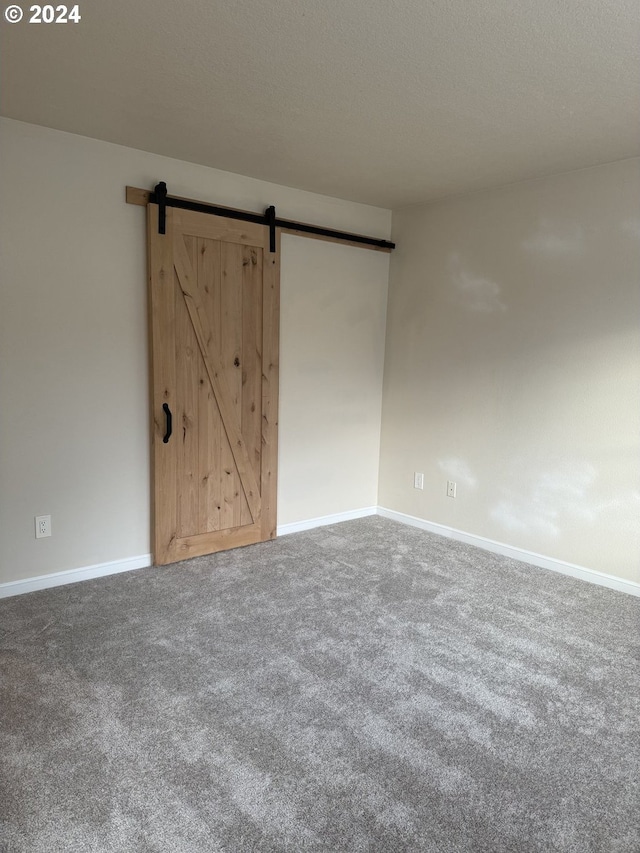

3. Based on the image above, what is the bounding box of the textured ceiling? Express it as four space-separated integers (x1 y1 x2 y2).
1 0 638 208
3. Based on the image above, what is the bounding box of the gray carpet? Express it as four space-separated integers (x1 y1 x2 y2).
1 516 639 853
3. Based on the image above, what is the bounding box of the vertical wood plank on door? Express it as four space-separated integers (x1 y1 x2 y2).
197 238 222 534
220 242 244 529
148 205 177 563
261 231 280 541
240 246 263 527
175 235 199 538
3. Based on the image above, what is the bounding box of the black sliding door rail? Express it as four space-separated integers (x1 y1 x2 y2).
148 182 395 253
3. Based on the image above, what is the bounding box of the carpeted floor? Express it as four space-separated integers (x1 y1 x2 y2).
1 516 639 852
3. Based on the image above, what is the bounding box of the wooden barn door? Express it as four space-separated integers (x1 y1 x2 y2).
147 204 279 565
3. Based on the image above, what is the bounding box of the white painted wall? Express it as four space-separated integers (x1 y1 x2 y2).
379 159 640 583
0 118 390 585
278 236 388 524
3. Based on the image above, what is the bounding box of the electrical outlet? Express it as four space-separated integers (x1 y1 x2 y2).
35 515 52 539
414 472 424 490
447 481 457 498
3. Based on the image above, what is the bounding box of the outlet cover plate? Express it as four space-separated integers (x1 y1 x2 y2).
35 515 52 538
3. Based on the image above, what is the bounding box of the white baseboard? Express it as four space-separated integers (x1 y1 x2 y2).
0 509 378 598
0 554 152 599
277 506 378 537
377 507 640 598
2 506 637 599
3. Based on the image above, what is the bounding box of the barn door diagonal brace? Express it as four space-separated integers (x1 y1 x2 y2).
142 182 395 252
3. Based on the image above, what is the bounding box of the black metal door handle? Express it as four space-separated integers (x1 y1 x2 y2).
162 403 172 443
